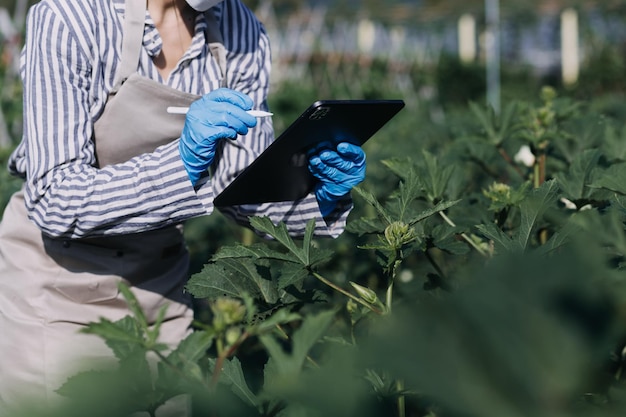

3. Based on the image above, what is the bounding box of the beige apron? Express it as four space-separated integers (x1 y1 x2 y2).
0 0 226 411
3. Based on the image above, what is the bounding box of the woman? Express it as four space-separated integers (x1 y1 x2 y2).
0 0 365 410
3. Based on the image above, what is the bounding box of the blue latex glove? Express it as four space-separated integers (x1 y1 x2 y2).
308 142 366 216
179 88 257 185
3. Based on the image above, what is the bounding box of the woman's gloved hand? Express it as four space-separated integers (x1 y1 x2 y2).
308 142 366 216
179 88 257 185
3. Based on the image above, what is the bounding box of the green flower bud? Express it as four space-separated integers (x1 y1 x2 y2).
211 297 246 332
225 327 242 347
350 281 379 305
540 86 557 103
483 182 511 203
384 221 417 248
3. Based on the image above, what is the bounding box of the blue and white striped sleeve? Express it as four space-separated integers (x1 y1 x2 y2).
201 0 351 238
21 3 207 239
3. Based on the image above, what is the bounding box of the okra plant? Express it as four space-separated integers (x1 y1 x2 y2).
13 89 626 417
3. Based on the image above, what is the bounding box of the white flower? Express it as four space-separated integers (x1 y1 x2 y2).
514 145 536 167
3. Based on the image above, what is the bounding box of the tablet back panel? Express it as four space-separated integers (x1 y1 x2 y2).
213 99 405 207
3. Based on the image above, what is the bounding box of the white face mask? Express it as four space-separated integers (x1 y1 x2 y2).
186 0 222 12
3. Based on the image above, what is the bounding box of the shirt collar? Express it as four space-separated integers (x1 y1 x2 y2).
143 12 208 61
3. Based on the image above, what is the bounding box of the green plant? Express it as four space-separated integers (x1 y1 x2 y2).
8 88 626 417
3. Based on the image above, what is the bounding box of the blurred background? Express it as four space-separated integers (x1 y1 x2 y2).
0 0 625 146
1 0 626 265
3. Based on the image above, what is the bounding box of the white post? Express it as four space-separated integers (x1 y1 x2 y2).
561 8 579 86
458 14 476 63
357 19 376 54
485 0 500 114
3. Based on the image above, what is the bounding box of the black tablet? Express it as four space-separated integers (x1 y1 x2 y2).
213 99 405 207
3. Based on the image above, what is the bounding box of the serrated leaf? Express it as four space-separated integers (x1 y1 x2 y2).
469 101 521 146
431 224 470 255
56 369 120 400
251 308 302 334
186 258 278 303
418 150 456 203
380 157 418 184
601 123 626 162
118 282 149 331
213 243 299 264
533 219 580 257
478 181 560 253
302 218 315 266
210 357 258 407
516 180 560 250
352 185 393 225
395 168 424 220
259 310 335 377
81 316 146 359
554 149 601 200
589 162 626 195
346 216 386 235
277 263 310 290
249 217 307 263
476 222 517 253
407 199 460 226
169 330 214 364
156 331 214 390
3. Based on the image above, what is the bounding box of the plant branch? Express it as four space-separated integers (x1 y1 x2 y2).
210 332 250 389
312 272 383 314
438 211 490 257
498 146 525 178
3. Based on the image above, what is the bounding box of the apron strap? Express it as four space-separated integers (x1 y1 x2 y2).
112 0 228 93
204 10 228 88
112 0 147 94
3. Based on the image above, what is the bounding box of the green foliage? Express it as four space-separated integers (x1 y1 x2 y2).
10 88 626 417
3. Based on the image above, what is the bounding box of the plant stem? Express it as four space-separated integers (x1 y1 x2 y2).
498 146 525 178
312 272 383 314
438 211 490 257
210 332 250 389
397 379 406 417
533 151 546 188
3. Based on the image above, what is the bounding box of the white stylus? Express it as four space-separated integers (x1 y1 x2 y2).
166 106 273 118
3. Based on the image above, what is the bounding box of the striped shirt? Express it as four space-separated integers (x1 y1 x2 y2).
8 0 350 239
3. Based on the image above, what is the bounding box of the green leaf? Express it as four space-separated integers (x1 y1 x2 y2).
81 316 146 359
118 282 149 332
352 185 393 225
533 218 580 257
259 310 336 377
302 217 315 267
251 308 302 334
392 167 424 221
186 258 278 304
276 263 310 290
431 224 471 255
407 199 460 226
516 180 560 250
212 242 299 264
589 162 626 195
478 180 560 253
601 123 626 162
380 157 416 182
418 150 456 203
169 330 214 364
249 217 307 264
554 149 601 200
476 222 517 253
346 216 386 236
147 304 169 347
209 357 258 407
469 101 521 146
